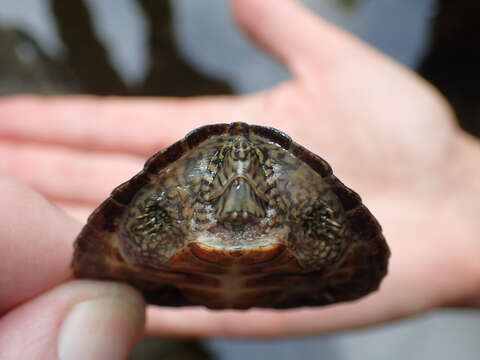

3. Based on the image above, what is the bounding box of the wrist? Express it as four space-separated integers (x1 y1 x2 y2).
450 130 480 306
456 131 480 238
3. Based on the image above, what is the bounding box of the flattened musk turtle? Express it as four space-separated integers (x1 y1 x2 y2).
73 123 390 309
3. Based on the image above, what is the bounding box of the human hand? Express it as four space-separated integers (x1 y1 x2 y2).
0 176 145 359
1 0 479 354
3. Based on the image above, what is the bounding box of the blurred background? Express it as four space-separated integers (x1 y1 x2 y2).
0 0 479 359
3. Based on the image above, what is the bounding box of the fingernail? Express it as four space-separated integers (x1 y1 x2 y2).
58 295 145 360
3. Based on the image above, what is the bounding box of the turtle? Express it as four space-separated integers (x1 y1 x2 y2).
72 122 389 309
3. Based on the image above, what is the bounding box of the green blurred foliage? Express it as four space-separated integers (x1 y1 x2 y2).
129 337 215 360
334 0 360 9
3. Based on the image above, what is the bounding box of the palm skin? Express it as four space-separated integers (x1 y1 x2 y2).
0 0 479 358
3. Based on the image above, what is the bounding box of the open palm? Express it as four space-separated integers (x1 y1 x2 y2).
1 0 479 357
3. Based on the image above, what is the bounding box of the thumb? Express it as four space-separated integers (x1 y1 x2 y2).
231 0 369 74
0 280 145 360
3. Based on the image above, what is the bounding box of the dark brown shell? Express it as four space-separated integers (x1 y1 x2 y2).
72 122 390 309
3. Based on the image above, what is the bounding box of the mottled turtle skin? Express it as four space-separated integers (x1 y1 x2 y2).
73 122 389 309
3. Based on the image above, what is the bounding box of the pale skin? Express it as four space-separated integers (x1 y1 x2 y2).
1 0 479 358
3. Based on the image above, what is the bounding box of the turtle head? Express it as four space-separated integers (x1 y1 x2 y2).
207 136 268 228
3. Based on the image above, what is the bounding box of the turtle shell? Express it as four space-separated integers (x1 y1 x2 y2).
72 122 389 309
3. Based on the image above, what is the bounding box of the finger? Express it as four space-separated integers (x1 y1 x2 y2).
232 0 374 73
55 201 96 224
0 141 144 204
0 280 145 360
0 176 80 313
144 276 414 338
145 300 387 338
0 95 251 156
